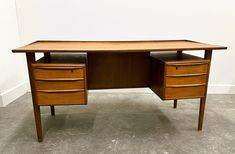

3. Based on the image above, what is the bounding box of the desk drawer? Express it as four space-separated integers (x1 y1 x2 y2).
36 90 86 105
166 63 208 76
35 80 85 91
32 64 85 79
165 75 207 86
165 85 205 99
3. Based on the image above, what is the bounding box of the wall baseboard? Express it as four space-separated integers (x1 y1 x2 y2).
19 83 235 95
208 84 235 94
0 83 234 107
89 85 235 94
0 82 29 107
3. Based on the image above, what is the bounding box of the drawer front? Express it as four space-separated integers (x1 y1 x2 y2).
36 91 86 105
165 86 205 99
35 80 85 91
166 63 208 76
33 66 84 79
165 75 207 86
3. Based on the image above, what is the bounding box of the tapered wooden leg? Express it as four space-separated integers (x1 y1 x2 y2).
198 97 206 131
197 50 212 131
50 106 55 116
26 53 43 142
33 105 43 142
173 100 177 108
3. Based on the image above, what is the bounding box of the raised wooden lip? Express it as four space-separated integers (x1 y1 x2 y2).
37 89 84 93
35 78 84 81
12 39 227 53
166 83 206 88
32 63 85 67
33 66 83 70
166 62 208 66
166 73 207 77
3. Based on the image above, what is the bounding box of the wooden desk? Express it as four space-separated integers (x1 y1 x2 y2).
12 40 227 142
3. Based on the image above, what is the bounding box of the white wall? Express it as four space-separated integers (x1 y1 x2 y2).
0 0 28 106
14 0 235 94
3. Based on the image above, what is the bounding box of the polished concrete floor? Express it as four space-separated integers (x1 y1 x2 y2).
0 89 235 154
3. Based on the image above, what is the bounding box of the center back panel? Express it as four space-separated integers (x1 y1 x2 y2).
87 52 150 89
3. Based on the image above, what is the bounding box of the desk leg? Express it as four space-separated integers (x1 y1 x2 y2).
26 53 43 142
33 105 43 142
50 106 55 116
197 49 212 131
43 53 55 116
173 100 177 108
198 97 206 130
172 51 182 109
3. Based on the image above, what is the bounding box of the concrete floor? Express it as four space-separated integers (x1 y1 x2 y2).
0 90 235 154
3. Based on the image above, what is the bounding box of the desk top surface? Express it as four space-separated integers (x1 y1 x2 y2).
12 40 227 53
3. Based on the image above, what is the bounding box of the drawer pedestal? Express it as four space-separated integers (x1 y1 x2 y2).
32 54 88 105
150 53 210 100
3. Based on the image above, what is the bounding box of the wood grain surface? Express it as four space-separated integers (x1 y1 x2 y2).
12 40 227 52
87 52 150 89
